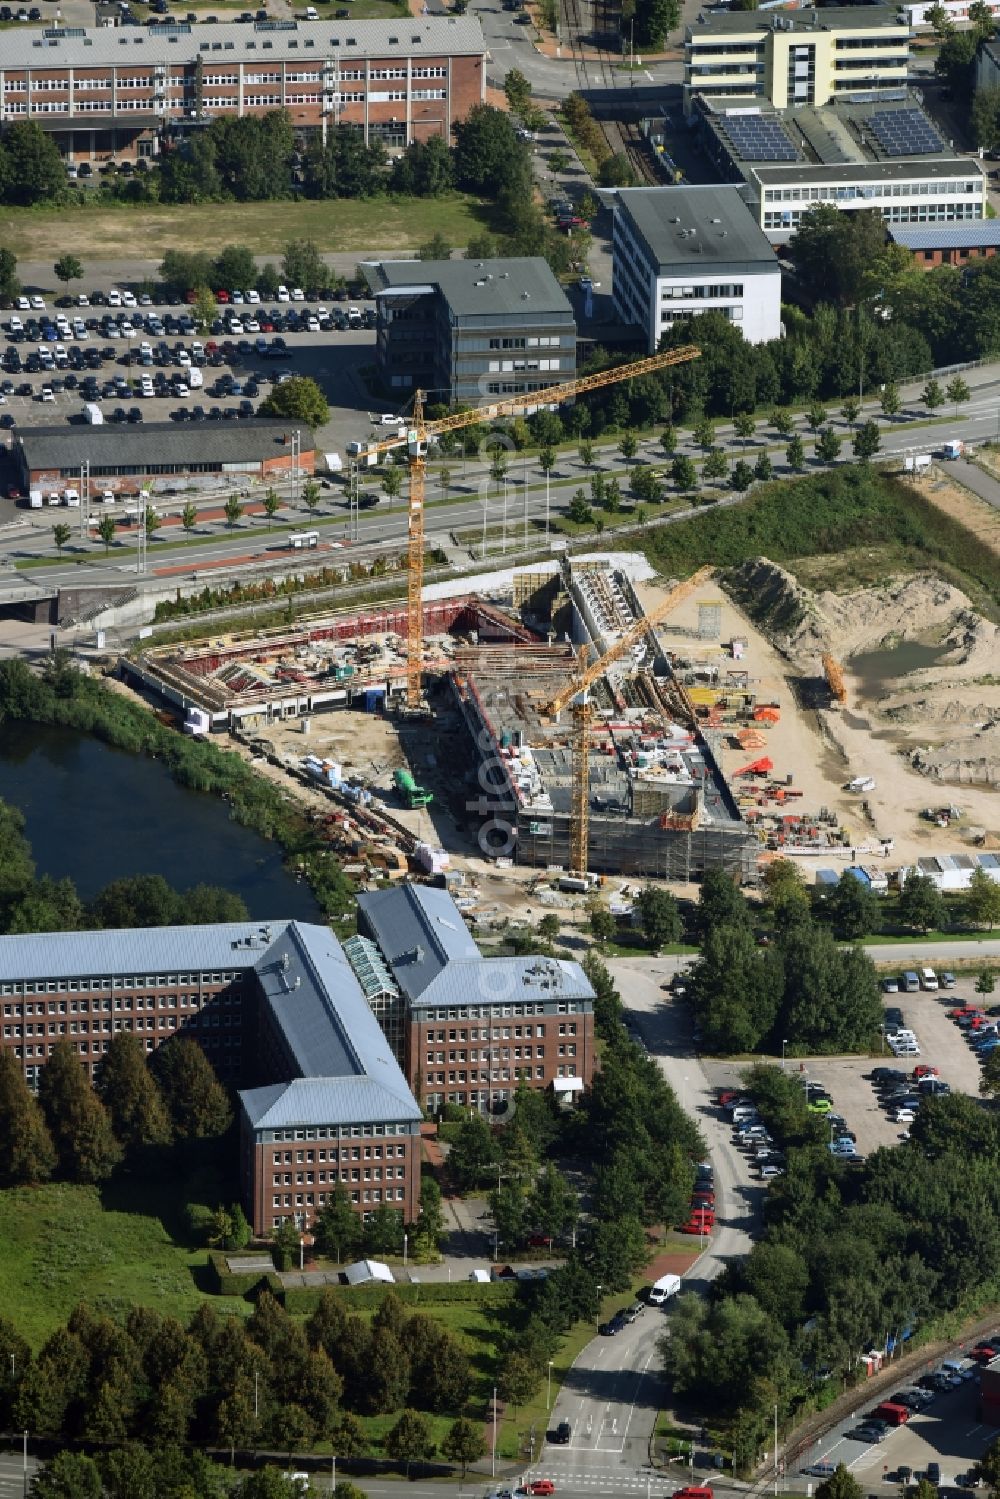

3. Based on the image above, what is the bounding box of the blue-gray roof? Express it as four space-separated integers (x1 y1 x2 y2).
889 223 1000 250
0 921 275 980
413 955 595 1011
356 884 481 1001
244 921 419 1127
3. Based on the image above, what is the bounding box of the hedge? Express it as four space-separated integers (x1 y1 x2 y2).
279 1279 518 1314
206 1251 282 1299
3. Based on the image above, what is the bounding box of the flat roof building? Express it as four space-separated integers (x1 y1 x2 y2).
683 6 911 115
17 419 316 496
611 185 781 351
365 256 577 405
0 16 486 162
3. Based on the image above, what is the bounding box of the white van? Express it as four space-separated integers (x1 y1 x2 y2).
29 489 43 509
188 367 203 389
921 967 939 991
648 1273 681 1306
63 487 80 507
82 402 104 425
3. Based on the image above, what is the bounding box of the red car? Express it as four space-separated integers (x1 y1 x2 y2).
523 1483 555 1496
717 1089 738 1107
970 1344 999 1363
912 1064 939 1079
527 1234 553 1248
949 1005 982 1019
184 289 198 303
681 1211 715 1236
216 289 230 303
691 1190 715 1206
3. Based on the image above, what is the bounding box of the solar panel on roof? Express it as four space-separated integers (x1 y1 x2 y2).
867 108 944 157
719 114 798 161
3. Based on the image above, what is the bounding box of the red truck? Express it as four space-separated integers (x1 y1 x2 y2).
872 1402 910 1427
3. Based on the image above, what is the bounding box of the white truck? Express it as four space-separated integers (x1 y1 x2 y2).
649 1273 682 1306
82 402 104 425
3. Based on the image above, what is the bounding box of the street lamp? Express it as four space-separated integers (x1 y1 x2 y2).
781 1038 788 1069
330 1454 336 1496
595 1284 603 1332
547 1358 554 1410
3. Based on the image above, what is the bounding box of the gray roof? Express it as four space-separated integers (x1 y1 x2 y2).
686 5 904 36
889 222 1000 249
18 420 309 470
244 921 420 1127
614 186 779 271
368 257 575 320
413 954 595 1011
0 921 274 980
750 158 984 185
2 15 485 67
357 884 481 1001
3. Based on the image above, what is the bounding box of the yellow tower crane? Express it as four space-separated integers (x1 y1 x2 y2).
354 345 702 708
547 565 715 876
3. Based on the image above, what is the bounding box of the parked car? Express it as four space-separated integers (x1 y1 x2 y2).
551 1421 571 1445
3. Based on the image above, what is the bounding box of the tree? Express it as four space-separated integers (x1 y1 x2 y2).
447 1111 497 1191
734 412 755 447
599 154 636 188
454 105 529 198
580 439 595 467
313 1183 362 1264
538 912 561 942
282 239 326 296
0 248 20 305
504 68 532 116
816 1464 864 1499
880 381 901 420
731 458 754 492
590 906 617 944
786 435 806 471
37 1040 122 1183
31 1453 103 1499
419 233 451 263
922 378 944 411
497 1349 540 1414
631 465 664 506
193 286 217 335
150 1037 232 1139
637 886 682 949
0 1050 55 1187
142 505 161 540
1 123 66 205
96 1034 171 1153
528 1161 579 1243
385 1408 435 1476
96 514 117 555
946 375 971 416
703 448 728 482
262 488 281 530
53 254 83 287
671 454 697 492
260 376 329 428
568 489 592 525
806 403 828 432
181 502 198 534
52 524 71 554
967 867 1000 930
770 407 794 437
224 494 244 529
214 243 258 292
660 425 677 456
442 1416 485 1477
789 204 910 306
414 1175 446 1255
898 871 947 935
977 968 996 996
753 451 773 483
693 418 716 451
303 479 321 514
815 427 842 464
852 421 881 464
825 871 881 940
619 430 639 462
438 465 452 502
841 395 861 426
382 466 403 504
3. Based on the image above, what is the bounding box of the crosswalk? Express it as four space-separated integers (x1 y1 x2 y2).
528 1472 674 1491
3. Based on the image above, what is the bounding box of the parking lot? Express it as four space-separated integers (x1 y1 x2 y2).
0 282 381 510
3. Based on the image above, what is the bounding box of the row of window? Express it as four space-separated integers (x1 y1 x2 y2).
763 202 982 228
0 972 240 994
271 1187 405 1216
266 1123 411 1140
427 1067 546 1083
4 992 231 1014
660 282 744 300
273 1168 405 1184
419 1001 583 1020
762 180 981 203
4 1018 188 1038
661 305 742 324
487 358 561 373
426 1044 577 1062
270 1144 407 1161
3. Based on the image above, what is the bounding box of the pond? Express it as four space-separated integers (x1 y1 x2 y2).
849 640 951 699
0 721 320 921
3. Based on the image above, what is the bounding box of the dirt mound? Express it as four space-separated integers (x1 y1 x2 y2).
911 724 1000 785
724 558 814 643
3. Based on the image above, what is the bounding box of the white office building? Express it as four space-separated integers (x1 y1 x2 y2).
611 185 782 353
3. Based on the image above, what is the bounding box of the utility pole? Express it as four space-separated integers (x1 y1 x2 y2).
773 1403 778 1497
491 1386 498 1478
331 1454 336 1496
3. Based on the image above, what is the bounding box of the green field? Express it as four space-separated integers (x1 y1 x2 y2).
0 194 491 262
0 1175 249 1349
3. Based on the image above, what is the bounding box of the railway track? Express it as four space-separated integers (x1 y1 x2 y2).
560 0 662 185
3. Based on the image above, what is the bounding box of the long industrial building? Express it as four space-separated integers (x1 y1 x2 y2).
0 15 487 162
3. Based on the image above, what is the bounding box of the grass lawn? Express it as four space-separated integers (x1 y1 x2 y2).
0 194 491 262
0 1168 249 1348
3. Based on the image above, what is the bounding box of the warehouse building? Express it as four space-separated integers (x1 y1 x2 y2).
16 419 315 495
365 256 577 404
611 185 782 352
683 6 911 115
355 883 596 1114
888 221 1000 267
0 16 487 163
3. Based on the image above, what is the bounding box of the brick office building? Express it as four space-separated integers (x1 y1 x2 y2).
0 920 421 1235
0 16 486 164
355 884 596 1113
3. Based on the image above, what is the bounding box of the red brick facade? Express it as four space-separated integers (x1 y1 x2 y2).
242 1123 421 1236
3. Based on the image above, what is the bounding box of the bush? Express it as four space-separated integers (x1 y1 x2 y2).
280 1280 517 1314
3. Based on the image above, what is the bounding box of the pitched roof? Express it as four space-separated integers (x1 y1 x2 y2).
888 223 1000 250
413 955 595 1011
356 884 481 1001
0 921 274 980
